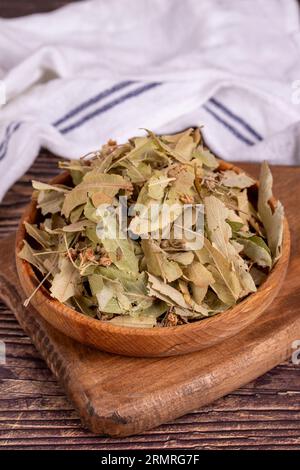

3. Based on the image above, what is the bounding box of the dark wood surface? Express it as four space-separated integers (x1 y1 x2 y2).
1 0 300 452
0 0 82 18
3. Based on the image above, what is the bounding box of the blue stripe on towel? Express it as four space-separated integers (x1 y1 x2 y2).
203 105 255 146
53 81 135 127
209 98 263 141
0 122 15 154
60 82 162 134
0 122 22 161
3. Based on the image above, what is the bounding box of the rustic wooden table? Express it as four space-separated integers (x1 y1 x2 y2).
1 0 300 451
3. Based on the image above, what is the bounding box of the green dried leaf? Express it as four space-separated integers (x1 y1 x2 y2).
32 181 69 192
69 204 84 223
101 238 139 275
221 170 255 188
206 264 236 305
147 273 208 315
147 273 189 309
167 251 194 266
24 221 51 248
193 146 219 168
141 239 182 282
174 128 198 160
184 261 215 304
258 161 284 262
147 174 175 200
205 195 232 257
37 190 65 215
227 220 244 233
18 240 47 274
73 296 97 317
204 238 241 301
50 257 80 302
184 261 214 288
62 172 132 217
238 235 272 268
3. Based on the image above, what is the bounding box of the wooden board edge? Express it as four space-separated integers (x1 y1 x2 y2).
69 315 299 437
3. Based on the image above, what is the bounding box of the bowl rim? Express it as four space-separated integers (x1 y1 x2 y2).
15 160 290 338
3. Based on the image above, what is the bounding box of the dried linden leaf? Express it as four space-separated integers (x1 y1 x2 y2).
258 161 284 261
18 128 283 328
221 170 255 188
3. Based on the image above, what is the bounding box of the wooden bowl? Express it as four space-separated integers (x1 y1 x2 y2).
15 160 290 357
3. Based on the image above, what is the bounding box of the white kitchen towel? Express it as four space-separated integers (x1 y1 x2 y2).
1 0 300 201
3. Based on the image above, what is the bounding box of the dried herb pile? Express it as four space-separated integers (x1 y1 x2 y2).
19 128 284 328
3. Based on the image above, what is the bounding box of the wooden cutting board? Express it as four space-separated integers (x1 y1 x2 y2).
0 164 299 437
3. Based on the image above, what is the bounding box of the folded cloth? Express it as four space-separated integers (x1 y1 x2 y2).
0 0 300 201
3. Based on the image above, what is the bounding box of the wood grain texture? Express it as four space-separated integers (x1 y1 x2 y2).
1 158 300 441
1 0 300 452
15 162 290 357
